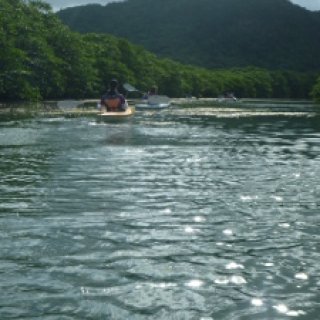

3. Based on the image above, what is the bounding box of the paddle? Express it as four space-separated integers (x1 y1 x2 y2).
123 83 171 105
57 100 102 111
123 83 140 93
57 100 85 110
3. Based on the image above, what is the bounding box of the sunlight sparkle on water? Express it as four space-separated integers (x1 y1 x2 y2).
185 226 195 233
271 195 283 202
186 280 204 288
286 310 306 316
251 298 264 307
194 216 206 222
295 272 309 280
230 275 247 284
273 303 288 313
214 277 230 284
225 262 244 270
279 222 291 228
273 304 306 317
150 282 177 288
223 229 233 236
263 262 275 267
214 276 247 285
240 195 258 202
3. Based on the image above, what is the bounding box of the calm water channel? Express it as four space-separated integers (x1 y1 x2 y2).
0 103 320 319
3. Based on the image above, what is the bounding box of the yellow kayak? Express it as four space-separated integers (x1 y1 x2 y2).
98 106 135 121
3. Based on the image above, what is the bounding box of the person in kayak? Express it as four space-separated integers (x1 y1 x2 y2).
142 85 158 99
100 79 128 112
148 85 158 96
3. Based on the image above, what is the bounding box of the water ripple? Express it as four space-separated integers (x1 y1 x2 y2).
1 110 320 319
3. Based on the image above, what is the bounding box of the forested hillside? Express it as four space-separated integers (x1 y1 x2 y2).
57 0 320 72
0 0 319 101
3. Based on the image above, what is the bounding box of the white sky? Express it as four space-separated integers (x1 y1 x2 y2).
46 0 120 11
45 0 320 12
291 0 320 10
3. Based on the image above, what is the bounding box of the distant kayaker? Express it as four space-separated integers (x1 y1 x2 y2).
148 85 158 96
100 79 128 112
142 85 158 99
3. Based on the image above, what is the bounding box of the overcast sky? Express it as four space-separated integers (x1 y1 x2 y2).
45 0 320 12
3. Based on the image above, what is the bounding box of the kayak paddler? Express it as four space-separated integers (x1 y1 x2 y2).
100 79 128 112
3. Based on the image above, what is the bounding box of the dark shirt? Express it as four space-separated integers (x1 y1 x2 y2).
100 90 127 111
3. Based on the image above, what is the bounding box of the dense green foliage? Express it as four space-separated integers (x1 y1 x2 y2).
0 0 319 101
58 0 320 72
311 77 320 102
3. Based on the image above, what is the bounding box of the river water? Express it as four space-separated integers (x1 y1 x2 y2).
0 103 319 319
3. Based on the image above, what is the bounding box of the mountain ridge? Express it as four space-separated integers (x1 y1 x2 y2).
57 0 320 71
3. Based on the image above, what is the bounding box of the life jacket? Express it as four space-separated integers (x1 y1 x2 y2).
104 97 121 111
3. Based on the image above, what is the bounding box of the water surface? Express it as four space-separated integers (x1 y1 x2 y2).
0 103 319 319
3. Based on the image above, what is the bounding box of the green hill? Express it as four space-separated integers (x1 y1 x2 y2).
1 0 319 101
57 0 320 72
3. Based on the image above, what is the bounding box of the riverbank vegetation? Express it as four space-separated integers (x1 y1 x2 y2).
0 0 319 102
311 77 320 103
